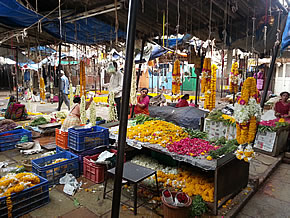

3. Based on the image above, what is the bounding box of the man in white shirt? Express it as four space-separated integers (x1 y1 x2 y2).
108 62 123 120
58 70 70 111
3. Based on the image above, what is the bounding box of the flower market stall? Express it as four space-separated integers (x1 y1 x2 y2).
109 119 249 215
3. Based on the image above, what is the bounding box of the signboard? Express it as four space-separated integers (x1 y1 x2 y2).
253 131 276 152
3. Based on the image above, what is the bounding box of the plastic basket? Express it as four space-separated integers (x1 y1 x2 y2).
32 151 79 186
83 154 105 183
0 128 32 151
55 128 68 150
68 146 108 174
68 125 109 152
0 174 49 218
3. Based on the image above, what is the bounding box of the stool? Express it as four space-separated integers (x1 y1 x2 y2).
103 162 159 215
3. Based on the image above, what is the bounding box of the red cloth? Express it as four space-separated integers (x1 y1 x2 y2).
176 99 189 108
274 101 290 116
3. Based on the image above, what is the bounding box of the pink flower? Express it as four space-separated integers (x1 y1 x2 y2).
239 99 246 105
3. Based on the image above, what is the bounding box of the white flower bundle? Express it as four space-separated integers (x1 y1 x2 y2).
75 85 80 96
69 84 74 109
89 101 96 126
108 91 118 121
130 64 138 105
80 95 86 124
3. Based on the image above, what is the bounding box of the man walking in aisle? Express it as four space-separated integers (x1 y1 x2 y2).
58 70 70 111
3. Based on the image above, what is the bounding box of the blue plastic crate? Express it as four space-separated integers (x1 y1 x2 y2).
0 174 49 218
32 151 79 186
0 128 32 151
68 125 109 152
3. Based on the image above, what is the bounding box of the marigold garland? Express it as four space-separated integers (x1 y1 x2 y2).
204 64 216 111
229 62 239 94
80 60 86 97
201 58 211 93
172 59 181 95
39 77 45 102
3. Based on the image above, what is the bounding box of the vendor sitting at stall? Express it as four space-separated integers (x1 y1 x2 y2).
62 96 93 130
5 96 28 121
176 94 189 108
134 88 150 115
274 91 290 118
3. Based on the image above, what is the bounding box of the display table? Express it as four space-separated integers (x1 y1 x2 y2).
204 119 290 156
109 130 249 215
103 162 159 215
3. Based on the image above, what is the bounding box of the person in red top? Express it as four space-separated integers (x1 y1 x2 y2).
134 88 150 115
274 91 290 118
176 94 189 108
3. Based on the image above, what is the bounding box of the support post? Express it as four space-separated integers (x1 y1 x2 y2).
260 44 279 109
131 37 146 118
221 50 224 98
195 68 199 106
111 0 138 217
16 47 19 102
58 43 62 111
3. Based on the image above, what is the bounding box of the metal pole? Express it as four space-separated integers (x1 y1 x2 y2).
131 37 146 118
16 47 19 102
221 50 224 98
260 44 279 109
58 43 62 111
111 0 138 217
195 68 199 106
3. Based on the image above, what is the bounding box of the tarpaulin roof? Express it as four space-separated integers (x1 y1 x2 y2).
281 12 290 52
0 0 126 45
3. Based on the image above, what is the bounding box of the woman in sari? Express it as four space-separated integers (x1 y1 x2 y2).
134 88 150 115
5 96 28 121
274 91 290 119
62 96 93 130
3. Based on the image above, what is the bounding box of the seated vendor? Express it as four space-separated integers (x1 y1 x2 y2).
176 94 189 108
62 96 93 130
274 91 290 118
5 96 28 121
134 88 150 115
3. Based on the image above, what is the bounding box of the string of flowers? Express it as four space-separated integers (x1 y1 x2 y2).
80 60 86 97
108 91 118 121
229 62 239 94
201 58 211 94
204 64 216 110
233 77 261 162
172 59 181 95
39 77 45 103
69 84 74 109
80 95 86 124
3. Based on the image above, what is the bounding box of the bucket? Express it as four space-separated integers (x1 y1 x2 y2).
162 191 192 218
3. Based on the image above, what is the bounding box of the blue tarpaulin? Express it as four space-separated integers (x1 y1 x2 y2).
0 0 126 45
281 12 290 52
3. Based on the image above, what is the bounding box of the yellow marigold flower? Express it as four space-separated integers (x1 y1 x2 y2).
206 156 213 161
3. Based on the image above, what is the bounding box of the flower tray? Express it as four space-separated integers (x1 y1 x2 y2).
32 151 79 186
0 128 32 151
68 125 109 152
0 174 49 218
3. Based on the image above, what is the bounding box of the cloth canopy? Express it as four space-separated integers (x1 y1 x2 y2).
0 0 126 45
281 12 290 52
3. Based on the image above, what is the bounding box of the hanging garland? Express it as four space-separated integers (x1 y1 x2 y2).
201 58 211 94
39 77 45 103
89 101 96 126
80 95 86 124
75 85 80 96
108 91 118 121
233 77 261 162
229 62 239 94
130 64 138 105
69 84 74 109
172 59 181 95
80 60 86 97
204 64 216 111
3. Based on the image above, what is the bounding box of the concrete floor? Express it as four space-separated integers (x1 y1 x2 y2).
238 163 290 218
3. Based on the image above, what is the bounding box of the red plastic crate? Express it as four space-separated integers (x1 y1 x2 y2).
83 149 126 183
83 153 105 183
55 129 68 150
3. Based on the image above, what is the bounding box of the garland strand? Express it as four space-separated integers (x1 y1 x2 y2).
172 59 181 95
229 62 239 94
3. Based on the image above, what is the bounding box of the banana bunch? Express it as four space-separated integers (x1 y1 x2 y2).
108 91 118 121
89 101 96 126
80 95 87 124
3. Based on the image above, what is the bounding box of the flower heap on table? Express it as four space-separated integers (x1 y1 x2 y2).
0 173 40 197
126 120 188 147
131 155 214 202
201 58 211 94
233 77 261 162
229 62 239 94
204 64 217 111
172 59 181 95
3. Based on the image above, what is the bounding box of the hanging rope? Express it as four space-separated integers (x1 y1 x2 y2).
166 0 169 47
59 0 62 39
176 0 180 52
114 0 119 44
208 0 213 40
163 11 165 47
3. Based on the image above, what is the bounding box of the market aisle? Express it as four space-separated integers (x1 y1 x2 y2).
237 163 290 217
